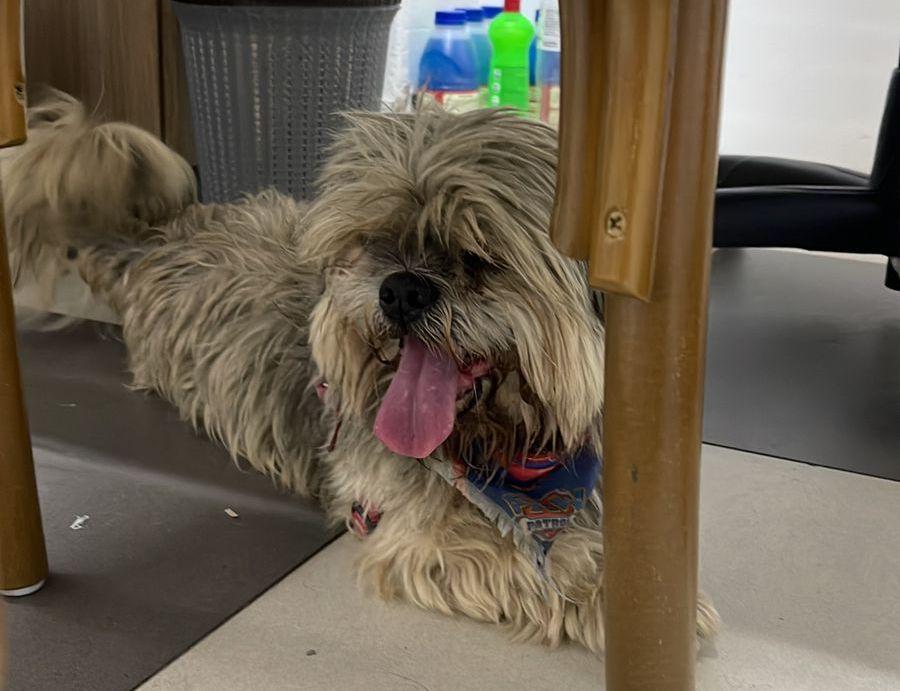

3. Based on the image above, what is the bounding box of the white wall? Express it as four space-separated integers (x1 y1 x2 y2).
720 0 900 172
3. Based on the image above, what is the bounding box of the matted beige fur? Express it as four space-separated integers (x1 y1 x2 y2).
3 90 718 653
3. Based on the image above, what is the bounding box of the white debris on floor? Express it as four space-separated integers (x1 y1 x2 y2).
69 515 90 530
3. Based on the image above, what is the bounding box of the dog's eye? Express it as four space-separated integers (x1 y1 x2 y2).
461 252 491 275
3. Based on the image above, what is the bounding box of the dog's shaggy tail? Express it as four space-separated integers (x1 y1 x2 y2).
2 88 197 314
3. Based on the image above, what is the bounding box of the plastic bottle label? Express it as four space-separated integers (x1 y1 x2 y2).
539 9 561 52
540 85 560 128
425 89 483 114
488 68 529 108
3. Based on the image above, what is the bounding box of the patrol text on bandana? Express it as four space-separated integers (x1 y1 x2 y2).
426 444 602 577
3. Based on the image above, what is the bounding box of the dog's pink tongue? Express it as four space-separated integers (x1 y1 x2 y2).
374 336 459 459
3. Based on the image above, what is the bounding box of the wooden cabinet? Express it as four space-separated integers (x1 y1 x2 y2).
23 0 195 161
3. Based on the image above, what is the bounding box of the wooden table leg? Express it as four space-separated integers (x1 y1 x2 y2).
0 0 49 598
554 1 728 688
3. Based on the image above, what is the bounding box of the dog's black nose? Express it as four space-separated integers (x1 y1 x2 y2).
379 272 439 325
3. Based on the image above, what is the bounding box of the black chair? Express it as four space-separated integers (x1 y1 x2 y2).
714 52 900 290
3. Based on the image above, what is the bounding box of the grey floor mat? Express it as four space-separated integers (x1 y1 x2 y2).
5 325 341 691
704 249 900 480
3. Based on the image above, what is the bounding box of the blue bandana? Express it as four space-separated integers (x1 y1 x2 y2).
426 444 602 576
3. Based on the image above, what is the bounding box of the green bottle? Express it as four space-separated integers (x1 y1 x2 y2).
487 0 535 112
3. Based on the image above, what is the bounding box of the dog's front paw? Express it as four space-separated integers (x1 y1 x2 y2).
697 591 721 647
564 589 720 656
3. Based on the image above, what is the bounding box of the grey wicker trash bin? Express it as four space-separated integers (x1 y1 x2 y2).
173 0 400 202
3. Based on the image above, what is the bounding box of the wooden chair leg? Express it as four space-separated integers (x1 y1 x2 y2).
1 600 6 686
0 200 47 597
554 1 728 688
0 0 49 598
603 3 727 687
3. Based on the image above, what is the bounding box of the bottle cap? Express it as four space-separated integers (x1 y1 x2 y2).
503 0 520 12
435 10 467 25
456 7 485 22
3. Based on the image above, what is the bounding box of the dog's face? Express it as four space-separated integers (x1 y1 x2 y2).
303 109 604 464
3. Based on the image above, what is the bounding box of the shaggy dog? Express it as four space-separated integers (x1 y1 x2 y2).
3 91 718 652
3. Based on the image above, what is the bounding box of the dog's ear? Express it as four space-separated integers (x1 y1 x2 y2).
590 289 604 323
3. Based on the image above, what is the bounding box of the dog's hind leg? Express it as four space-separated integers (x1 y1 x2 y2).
2 90 325 496
2 88 196 314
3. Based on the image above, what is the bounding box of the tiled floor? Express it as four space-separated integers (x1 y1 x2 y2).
140 445 900 691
